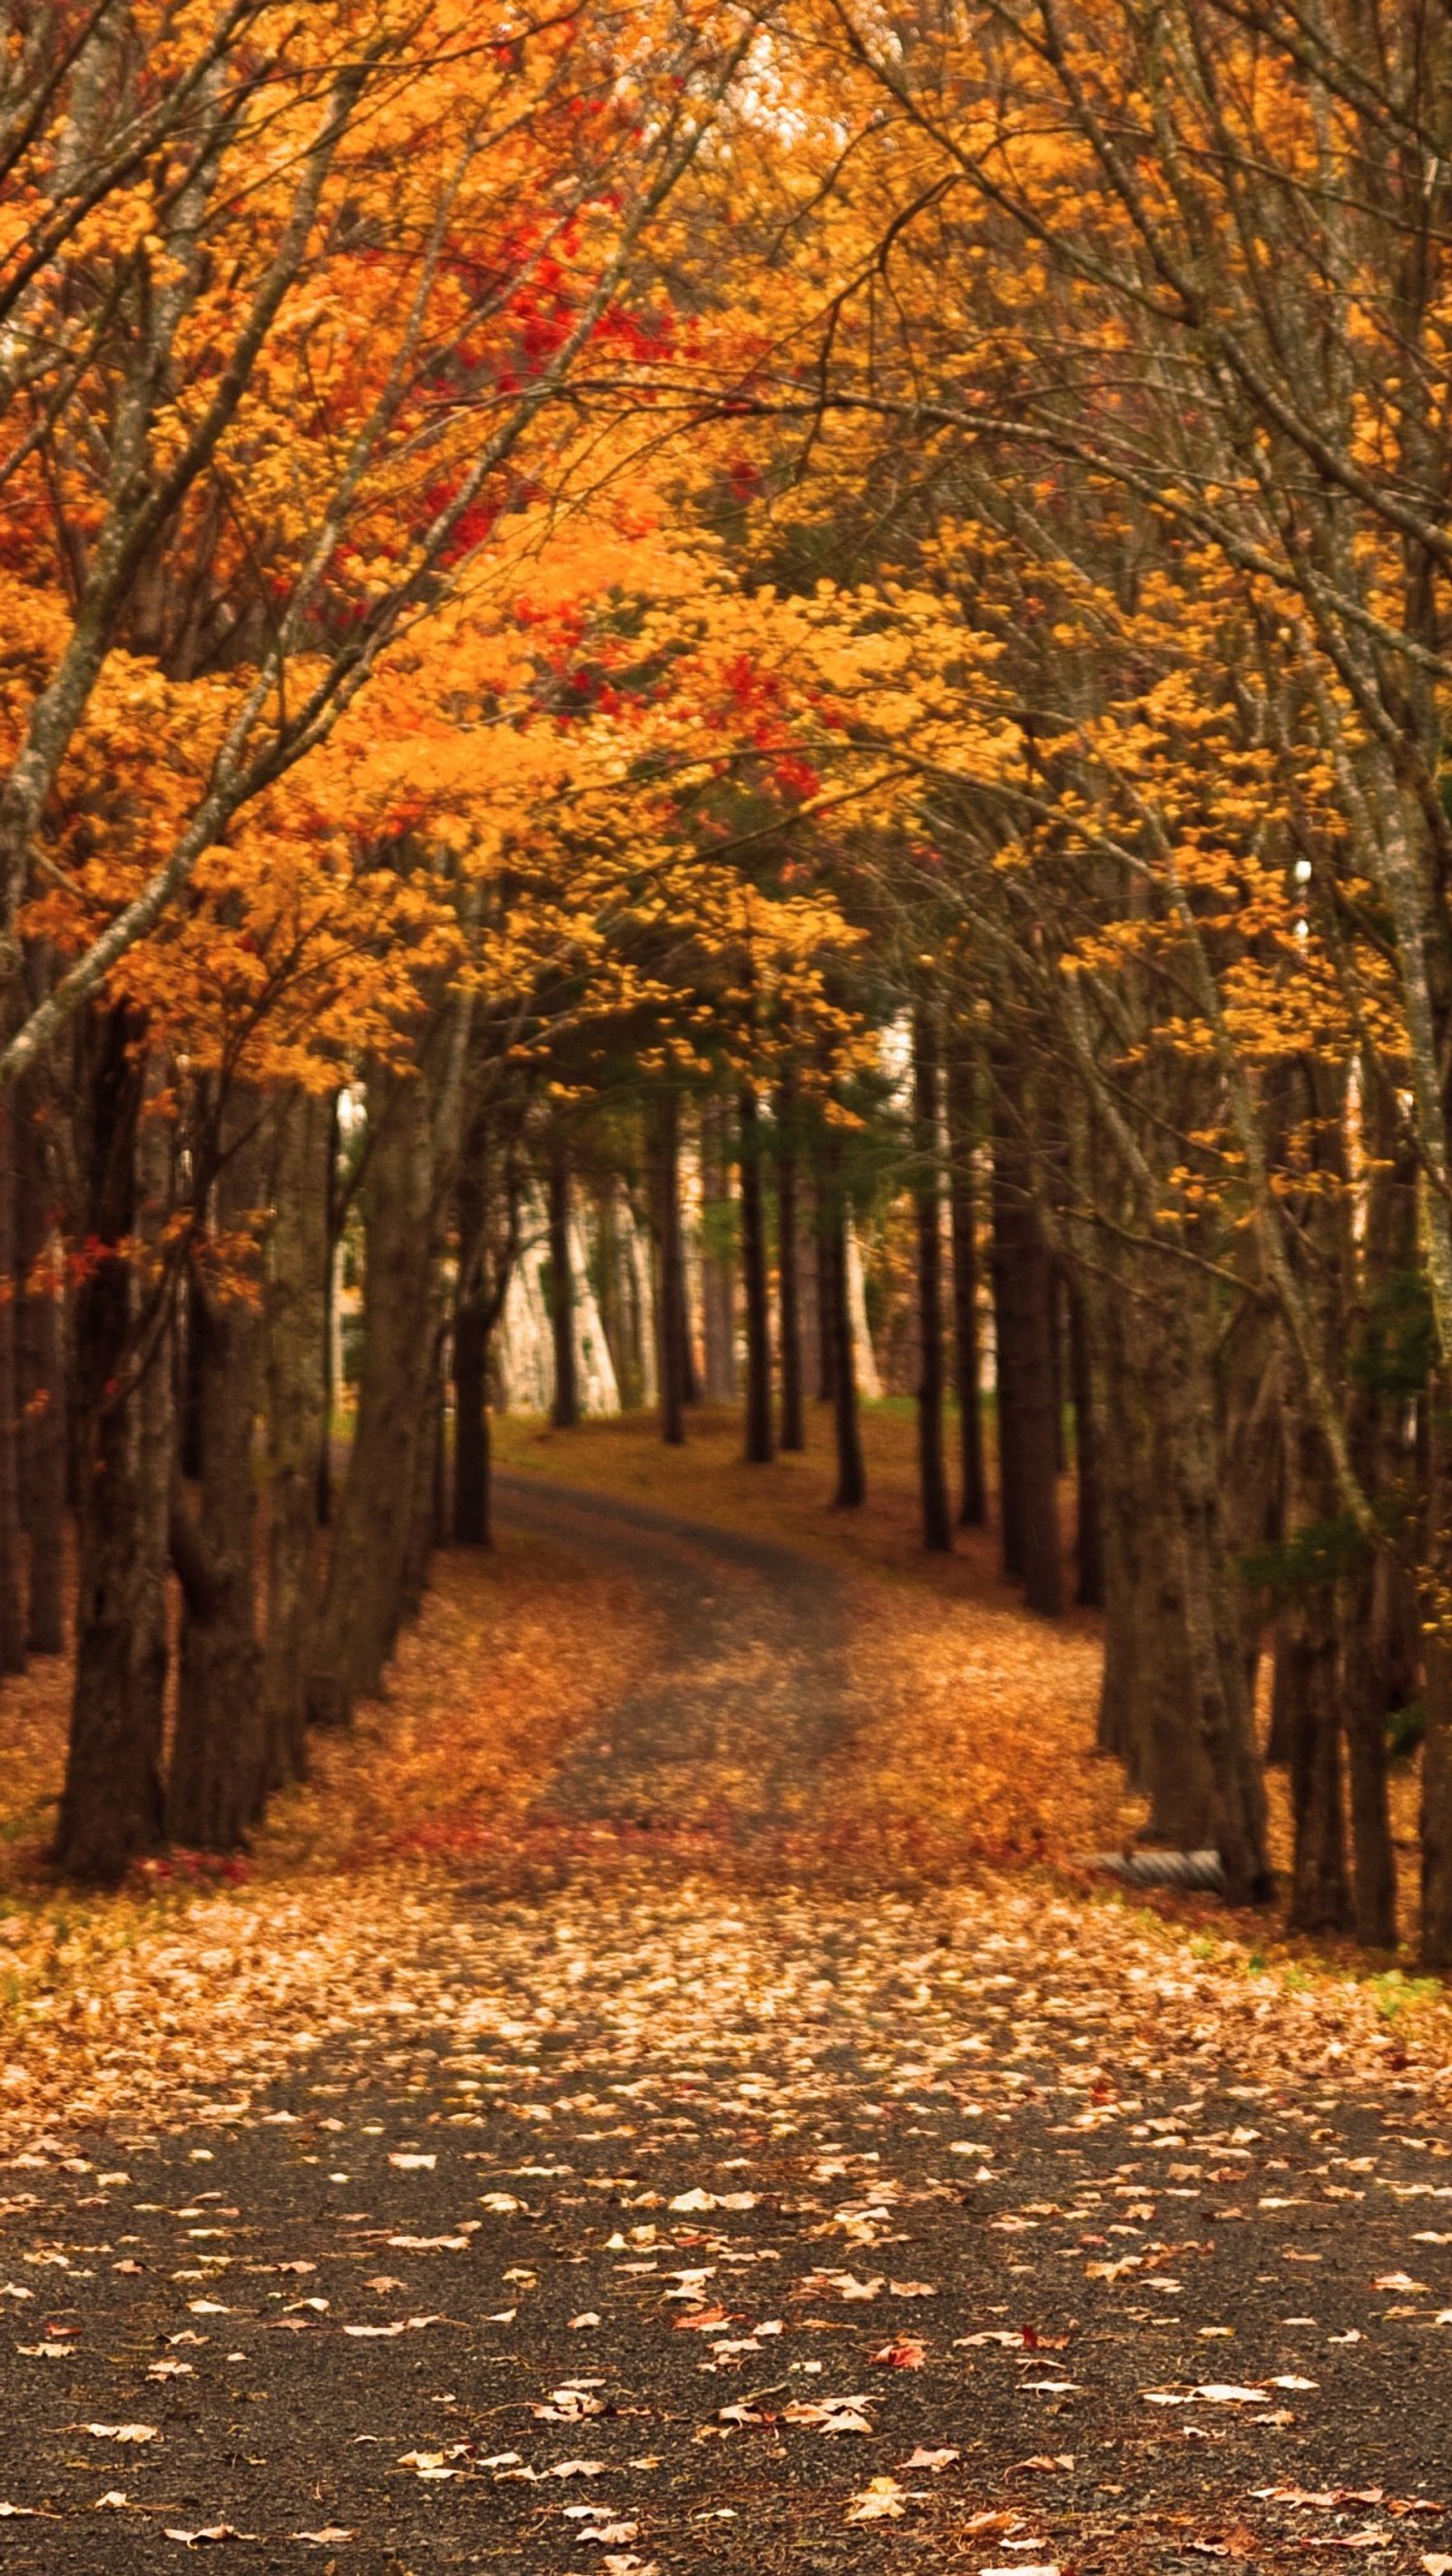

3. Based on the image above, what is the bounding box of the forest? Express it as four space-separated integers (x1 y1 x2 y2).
7 4 1452 2564
2 0 1452 1951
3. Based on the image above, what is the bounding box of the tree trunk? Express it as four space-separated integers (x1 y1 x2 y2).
740 1084 774 1464
700 1102 737 1404
800 1174 827 1407
400 1332 445 1623
947 1048 986 1529
1420 1373 1452 1965
1282 1583 1352 1934
0 1096 25 1673
913 1007 951 1550
776 1075 804 1451
992 1110 1063 1614
991 1135 1025 1580
823 1139 864 1507
56 1014 170 1885
317 1094 338 1529
1340 1544 1397 1947
1265 1627 1293 1765
652 1090 687 1445
309 1061 437 1727
1067 1282 1104 1607
169 1087 266 1849
454 1286 490 1547
548 1137 578 1429
260 1087 330 1788
1169 1313 1272 1903
15 1077 64 1654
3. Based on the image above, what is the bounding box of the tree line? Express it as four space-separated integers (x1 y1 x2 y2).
2 0 1451 1964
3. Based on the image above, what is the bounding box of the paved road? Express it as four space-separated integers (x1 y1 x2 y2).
1 1484 1449 2573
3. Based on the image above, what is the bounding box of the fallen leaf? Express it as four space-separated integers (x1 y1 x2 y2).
847 2476 907 2522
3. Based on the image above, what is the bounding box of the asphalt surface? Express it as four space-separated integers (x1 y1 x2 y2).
1 1483 1449 2574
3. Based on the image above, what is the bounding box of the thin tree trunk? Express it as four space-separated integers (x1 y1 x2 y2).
777 1073 804 1451
992 1145 1025 1580
317 1093 338 1529
1420 1377 1452 1965
56 1014 169 1885
652 1091 686 1446
309 1061 437 1727
261 1087 330 1788
15 1077 64 1654
0 1097 25 1673
400 1329 445 1622
700 1100 736 1403
1283 1586 1352 1933
677 1214 700 1408
169 1087 266 1850
548 1137 578 1429
913 1007 951 1550
993 1132 1063 1615
1341 1546 1397 1947
800 1174 826 1408
814 1176 835 1403
947 1048 986 1529
740 1083 773 1464
1067 1282 1104 1607
823 1139 864 1507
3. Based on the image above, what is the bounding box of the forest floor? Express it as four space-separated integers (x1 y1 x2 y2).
0 1411 1450 2573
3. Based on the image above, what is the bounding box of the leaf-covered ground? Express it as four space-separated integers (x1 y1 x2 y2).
1 1425 1449 2572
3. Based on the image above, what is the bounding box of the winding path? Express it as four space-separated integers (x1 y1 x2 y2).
1 1480 1450 2572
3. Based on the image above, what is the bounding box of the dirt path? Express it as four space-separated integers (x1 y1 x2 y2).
495 1474 855 1853
2 1488 1451 2573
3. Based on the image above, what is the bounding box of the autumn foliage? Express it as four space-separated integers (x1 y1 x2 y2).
0 0 1447 2008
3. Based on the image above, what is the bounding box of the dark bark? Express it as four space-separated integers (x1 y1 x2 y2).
677 1228 700 1408
1282 1577 1352 1935
739 1084 773 1464
652 1090 686 1446
1067 1282 1104 1607
776 1075 804 1452
309 1060 438 1728
947 1049 986 1528
700 1100 737 1405
1266 1626 1293 1765
822 1139 864 1507
799 1175 827 1408
547 1138 578 1429
453 1106 492 1547
317 1092 338 1529
261 1087 330 1789
454 1292 491 1546
1341 1545 1398 1948
56 1014 169 1886
812 1170 835 1404
991 1107 1063 1614
15 1077 64 1654
0 1099 25 1673
1421 1375 1452 1967
912 1007 951 1551
1083 1263 1221 1842
169 1088 266 1850
1168 1313 1272 1903
400 1332 445 1624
